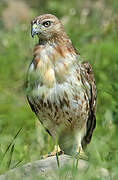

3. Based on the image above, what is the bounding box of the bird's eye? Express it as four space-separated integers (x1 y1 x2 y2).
42 21 51 28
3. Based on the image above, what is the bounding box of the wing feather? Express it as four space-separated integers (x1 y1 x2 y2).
27 96 38 115
27 96 52 136
80 61 97 148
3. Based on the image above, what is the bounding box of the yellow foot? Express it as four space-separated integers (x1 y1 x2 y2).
41 145 64 159
75 149 88 160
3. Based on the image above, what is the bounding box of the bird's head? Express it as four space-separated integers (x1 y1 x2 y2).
31 14 65 40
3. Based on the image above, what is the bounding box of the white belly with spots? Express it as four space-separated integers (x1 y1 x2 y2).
27 62 90 154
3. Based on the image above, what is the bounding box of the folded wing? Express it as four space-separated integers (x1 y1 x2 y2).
80 61 97 148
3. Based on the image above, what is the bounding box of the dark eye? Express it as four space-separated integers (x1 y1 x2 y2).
42 21 51 27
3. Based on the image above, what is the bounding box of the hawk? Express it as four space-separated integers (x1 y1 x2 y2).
26 14 96 157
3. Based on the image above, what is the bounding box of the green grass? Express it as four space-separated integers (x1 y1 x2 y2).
0 0 118 179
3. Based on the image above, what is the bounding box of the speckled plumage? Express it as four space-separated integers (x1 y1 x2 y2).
26 14 96 155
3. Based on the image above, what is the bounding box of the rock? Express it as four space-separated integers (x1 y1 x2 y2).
98 168 110 180
0 155 88 180
0 155 110 180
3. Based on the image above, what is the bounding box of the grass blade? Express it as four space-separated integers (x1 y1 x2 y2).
1 127 23 162
12 158 23 169
7 144 15 169
56 152 60 168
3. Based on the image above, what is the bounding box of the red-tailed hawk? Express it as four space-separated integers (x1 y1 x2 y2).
26 14 96 157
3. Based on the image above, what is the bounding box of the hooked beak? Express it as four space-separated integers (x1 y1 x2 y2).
31 23 39 38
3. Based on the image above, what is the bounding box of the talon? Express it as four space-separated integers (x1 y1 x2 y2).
75 150 88 160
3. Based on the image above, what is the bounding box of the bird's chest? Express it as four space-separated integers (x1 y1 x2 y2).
28 74 89 137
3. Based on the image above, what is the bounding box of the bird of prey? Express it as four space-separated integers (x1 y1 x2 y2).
26 14 96 157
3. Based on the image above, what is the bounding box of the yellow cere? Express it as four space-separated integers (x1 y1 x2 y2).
33 24 38 29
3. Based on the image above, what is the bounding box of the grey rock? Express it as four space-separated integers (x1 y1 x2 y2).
0 155 110 180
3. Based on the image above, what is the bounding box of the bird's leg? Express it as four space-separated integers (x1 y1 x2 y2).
74 145 88 170
75 131 88 160
74 134 88 169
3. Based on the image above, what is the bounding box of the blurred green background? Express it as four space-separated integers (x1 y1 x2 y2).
0 0 118 178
